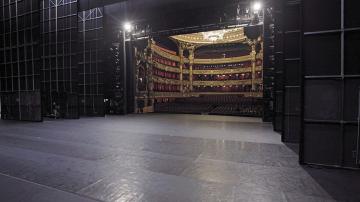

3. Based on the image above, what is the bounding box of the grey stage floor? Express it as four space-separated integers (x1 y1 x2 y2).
0 114 359 202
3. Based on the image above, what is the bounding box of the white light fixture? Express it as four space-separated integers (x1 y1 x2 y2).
252 2 262 12
123 22 133 32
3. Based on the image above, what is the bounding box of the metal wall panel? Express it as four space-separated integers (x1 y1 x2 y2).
78 7 104 116
262 5 275 122
40 0 79 118
282 0 301 143
272 0 284 132
301 0 360 169
0 0 41 121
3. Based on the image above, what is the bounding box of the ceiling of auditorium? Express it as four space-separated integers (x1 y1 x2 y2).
170 28 247 45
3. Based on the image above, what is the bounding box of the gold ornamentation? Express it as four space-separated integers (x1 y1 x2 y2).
171 28 246 45
151 44 180 62
193 79 262 87
194 55 253 64
193 66 262 75
153 62 181 73
152 75 182 85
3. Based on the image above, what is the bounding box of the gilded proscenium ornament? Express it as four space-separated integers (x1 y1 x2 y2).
170 27 246 45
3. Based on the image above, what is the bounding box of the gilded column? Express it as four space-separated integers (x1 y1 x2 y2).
250 41 257 91
179 43 184 94
188 46 195 92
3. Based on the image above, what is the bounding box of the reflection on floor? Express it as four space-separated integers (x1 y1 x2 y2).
0 114 359 202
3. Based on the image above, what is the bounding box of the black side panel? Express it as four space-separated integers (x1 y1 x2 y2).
126 40 135 114
301 0 360 169
282 0 301 143
1 91 41 121
262 5 275 122
40 0 79 119
78 7 105 116
0 0 42 121
273 0 284 132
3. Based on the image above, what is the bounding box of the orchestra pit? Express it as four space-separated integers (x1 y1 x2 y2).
0 0 359 201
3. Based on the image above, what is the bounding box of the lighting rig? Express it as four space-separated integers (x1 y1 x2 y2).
236 1 264 26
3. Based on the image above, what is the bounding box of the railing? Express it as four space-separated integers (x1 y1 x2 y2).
151 45 180 62
153 62 181 73
152 75 182 85
193 66 262 75
153 61 262 75
194 55 253 64
193 79 262 87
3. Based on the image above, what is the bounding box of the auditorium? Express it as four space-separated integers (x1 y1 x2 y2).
0 0 359 201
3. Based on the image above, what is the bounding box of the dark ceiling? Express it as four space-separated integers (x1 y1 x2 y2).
102 0 243 33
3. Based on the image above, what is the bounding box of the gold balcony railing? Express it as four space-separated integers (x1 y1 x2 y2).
153 62 181 73
194 55 253 64
193 79 262 87
151 45 180 62
152 75 182 85
193 66 262 75
153 62 262 75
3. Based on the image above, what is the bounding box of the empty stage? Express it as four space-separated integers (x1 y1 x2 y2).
0 114 359 202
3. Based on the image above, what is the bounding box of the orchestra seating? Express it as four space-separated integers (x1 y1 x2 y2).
154 95 263 116
154 103 213 114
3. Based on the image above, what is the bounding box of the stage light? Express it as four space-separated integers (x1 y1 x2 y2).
253 2 262 12
123 22 133 32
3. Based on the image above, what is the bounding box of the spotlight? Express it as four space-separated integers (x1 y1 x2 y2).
123 22 133 32
252 2 262 12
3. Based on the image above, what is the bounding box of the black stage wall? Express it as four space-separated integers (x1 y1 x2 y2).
282 0 301 143
40 0 80 119
262 6 275 122
301 0 360 169
0 0 42 121
272 0 284 132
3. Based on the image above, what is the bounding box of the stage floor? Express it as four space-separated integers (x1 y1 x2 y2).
0 114 359 201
